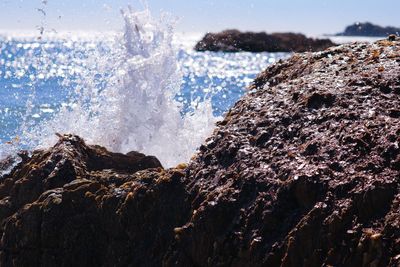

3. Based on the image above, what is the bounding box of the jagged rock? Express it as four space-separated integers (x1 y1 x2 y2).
0 135 190 266
336 22 400 37
1 37 400 266
195 29 336 52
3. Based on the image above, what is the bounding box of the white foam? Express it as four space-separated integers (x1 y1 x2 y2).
18 6 218 167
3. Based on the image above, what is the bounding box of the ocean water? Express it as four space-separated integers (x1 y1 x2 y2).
0 7 287 167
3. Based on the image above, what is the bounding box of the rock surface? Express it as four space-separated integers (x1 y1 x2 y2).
195 29 336 52
1 37 400 266
0 135 189 266
336 22 400 37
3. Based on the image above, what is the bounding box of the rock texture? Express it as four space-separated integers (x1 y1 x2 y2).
173 36 400 267
1 37 400 266
336 22 400 37
0 135 190 266
195 29 336 52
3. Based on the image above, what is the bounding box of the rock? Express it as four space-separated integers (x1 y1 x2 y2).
195 29 336 52
1 40 400 266
167 39 400 266
336 22 400 37
0 135 190 266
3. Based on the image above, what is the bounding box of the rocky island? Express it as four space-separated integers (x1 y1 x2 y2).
194 29 336 52
336 22 400 37
0 37 399 266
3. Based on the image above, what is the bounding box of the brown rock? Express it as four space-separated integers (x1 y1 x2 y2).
1 39 399 266
0 135 190 266
168 39 400 266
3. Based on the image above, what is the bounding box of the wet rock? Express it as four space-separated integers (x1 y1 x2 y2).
1 39 400 266
195 29 336 52
336 22 400 37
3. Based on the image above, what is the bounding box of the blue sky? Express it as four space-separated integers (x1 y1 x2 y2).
0 0 399 35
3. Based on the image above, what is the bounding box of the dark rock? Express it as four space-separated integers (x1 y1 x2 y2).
336 22 400 37
388 34 398 42
305 92 335 109
1 40 400 266
168 39 400 266
0 135 188 266
195 29 336 52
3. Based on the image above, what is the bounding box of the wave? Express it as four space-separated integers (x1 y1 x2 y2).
1 6 218 167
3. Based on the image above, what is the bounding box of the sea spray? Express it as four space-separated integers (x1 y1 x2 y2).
17 6 218 167
0 6 286 168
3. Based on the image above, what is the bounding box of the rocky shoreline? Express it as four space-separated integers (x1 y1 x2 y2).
1 37 399 266
194 29 336 52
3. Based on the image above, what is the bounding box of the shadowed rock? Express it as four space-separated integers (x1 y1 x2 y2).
1 37 400 266
195 29 336 52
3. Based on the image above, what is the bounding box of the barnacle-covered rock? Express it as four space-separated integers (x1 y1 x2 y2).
168 36 400 267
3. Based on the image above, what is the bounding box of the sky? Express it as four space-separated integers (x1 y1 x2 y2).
0 0 399 35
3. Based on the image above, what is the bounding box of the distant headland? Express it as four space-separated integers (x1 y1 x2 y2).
336 22 400 37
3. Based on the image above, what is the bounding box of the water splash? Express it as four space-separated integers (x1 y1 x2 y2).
0 6 290 166
17 6 218 167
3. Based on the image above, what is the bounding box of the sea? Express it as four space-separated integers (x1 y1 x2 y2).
0 7 380 168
